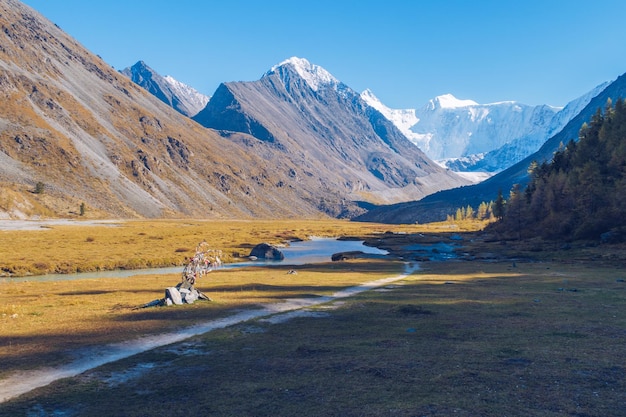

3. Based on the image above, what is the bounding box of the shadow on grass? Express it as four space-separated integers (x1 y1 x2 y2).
3 228 626 412
55 290 117 296
3 243 625 412
3 264 625 416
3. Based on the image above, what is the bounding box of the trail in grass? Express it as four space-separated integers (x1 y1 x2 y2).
0 263 418 403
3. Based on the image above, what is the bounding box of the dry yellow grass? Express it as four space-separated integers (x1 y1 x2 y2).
3 221 625 415
0 258 404 378
0 218 485 377
0 218 482 276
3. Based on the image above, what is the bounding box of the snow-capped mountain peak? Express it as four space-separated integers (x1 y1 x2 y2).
266 56 340 91
162 75 210 113
412 97 562 165
364 83 607 176
121 61 210 117
361 89 421 140
429 93 479 109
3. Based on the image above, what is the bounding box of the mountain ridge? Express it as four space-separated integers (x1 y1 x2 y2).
120 61 209 117
0 3 466 221
0 1 355 219
355 73 626 224
193 57 470 205
3 0 621 224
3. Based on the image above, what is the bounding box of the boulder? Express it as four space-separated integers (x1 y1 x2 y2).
331 251 364 261
249 242 284 260
165 287 183 305
601 230 625 244
180 288 199 304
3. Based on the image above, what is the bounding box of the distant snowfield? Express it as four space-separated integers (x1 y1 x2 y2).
452 171 493 183
361 84 609 173
0 263 419 403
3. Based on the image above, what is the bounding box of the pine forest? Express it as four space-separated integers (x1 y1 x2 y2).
488 98 626 242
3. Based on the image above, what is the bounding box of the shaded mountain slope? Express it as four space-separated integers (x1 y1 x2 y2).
193 57 469 206
356 73 626 224
120 61 209 118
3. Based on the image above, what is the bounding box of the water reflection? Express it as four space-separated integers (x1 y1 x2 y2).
1 238 388 283
277 237 388 264
401 242 457 261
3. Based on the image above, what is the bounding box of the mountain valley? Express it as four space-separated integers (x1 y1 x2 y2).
1 0 624 227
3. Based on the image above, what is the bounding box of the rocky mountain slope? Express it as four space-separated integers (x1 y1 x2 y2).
0 2 467 220
193 57 469 207
0 1 335 219
356 73 626 224
120 61 210 118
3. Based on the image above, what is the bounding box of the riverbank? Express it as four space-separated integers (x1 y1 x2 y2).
0 218 447 277
0 263 419 402
0 257 406 382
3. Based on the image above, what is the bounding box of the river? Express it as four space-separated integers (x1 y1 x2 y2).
0 237 388 283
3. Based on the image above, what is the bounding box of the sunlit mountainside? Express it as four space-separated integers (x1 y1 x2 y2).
0 1 468 220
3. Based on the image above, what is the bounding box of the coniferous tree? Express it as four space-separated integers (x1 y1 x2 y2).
455 207 464 221
477 201 489 220
488 98 626 241
493 189 505 220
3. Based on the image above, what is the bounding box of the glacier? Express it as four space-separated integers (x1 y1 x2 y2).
362 83 609 174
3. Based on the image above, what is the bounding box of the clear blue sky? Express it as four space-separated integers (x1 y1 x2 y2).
21 0 626 109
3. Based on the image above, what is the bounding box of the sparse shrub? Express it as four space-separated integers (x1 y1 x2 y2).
53 261 79 274
174 247 190 253
34 181 45 194
32 262 50 273
85 236 95 242
396 304 433 315
79 202 86 216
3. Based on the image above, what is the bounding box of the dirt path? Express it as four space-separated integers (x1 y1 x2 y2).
0 263 418 403
0 219 122 231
